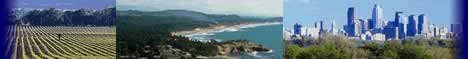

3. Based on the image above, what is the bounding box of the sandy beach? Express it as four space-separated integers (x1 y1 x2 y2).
172 22 282 39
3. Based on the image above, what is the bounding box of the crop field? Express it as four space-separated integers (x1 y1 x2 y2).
6 25 116 59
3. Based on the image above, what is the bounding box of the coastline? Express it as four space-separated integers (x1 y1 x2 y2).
171 22 281 58
172 22 282 40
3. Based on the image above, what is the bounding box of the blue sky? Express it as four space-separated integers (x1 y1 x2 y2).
284 0 455 29
14 0 115 9
117 0 282 17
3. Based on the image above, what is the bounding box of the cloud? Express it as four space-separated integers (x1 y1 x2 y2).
117 0 283 17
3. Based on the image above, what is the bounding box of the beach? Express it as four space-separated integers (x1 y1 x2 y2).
171 22 283 59
172 22 282 40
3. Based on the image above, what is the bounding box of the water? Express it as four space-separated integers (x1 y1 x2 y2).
207 24 283 59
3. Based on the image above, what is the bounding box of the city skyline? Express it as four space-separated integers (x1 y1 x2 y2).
284 0 455 29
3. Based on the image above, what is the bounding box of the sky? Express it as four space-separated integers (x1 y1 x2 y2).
284 0 456 30
117 0 282 17
14 0 115 9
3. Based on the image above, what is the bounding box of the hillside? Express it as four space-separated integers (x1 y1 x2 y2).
117 10 282 58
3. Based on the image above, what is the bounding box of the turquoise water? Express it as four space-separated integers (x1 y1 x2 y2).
207 24 283 59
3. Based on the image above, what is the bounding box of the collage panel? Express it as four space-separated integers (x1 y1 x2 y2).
7 0 116 59
283 0 460 59
116 0 283 59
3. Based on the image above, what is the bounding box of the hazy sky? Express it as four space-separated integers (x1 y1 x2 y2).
284 0 456 29
14 0 115 9
117 0 283 17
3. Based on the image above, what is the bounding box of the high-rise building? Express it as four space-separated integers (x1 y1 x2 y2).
407 15 418 36
331 20 338 34
450 24 454 32
368 19 374 29
319 21 324 34
450 24 460 33
348 7 355 25
384 26 399 40
440 27 449 39
359 19 368 33
345 7 358 37
418 14 429 34
433 26 439 37
352 21 361 36
294 23 302 35
398 15 407 39
372 4 384 29
313 22 317 28
320 21 324 31
394 12 403 26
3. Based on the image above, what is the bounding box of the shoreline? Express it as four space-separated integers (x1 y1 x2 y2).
171 22 281 58
172 22 282 40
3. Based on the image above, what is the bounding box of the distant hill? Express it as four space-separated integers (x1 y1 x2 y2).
10 7 116 26
118 10 282 26
116 10 282 57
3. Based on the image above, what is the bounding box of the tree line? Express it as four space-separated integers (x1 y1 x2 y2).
285 35 455 59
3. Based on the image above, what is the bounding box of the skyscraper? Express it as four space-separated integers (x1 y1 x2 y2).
294 23 302 35
319 21 324 34
359 19 368 33
352 21 361 36
418 14 429 34
331 20 338 34
320 20 324 31
384 26 399 40
348 7 355 25
345 7 358 36
314 22 318 28
332 20 335 31
407 15 418 36
398 14 407 39
394 12 403 26
368 19 374 29
371 4 384 29
450 24 454 32
433 26 439 37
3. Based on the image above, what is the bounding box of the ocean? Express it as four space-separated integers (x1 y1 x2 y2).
206 24 283 59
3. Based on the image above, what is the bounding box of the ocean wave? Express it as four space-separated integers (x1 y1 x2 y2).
184 22 281 40
184 32 214 37
247 51 262 58
243 49 275 59
265 50 273 53
239 22 281 29
224 28 241 32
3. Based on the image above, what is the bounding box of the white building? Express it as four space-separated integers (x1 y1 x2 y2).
372 4 384 29
301 27 320 39
283 29 292 40
439 27 449 39
372 33 386 41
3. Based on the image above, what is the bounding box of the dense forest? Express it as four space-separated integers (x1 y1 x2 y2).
117 10 282 58
285 35 455 59
10 7 116 26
